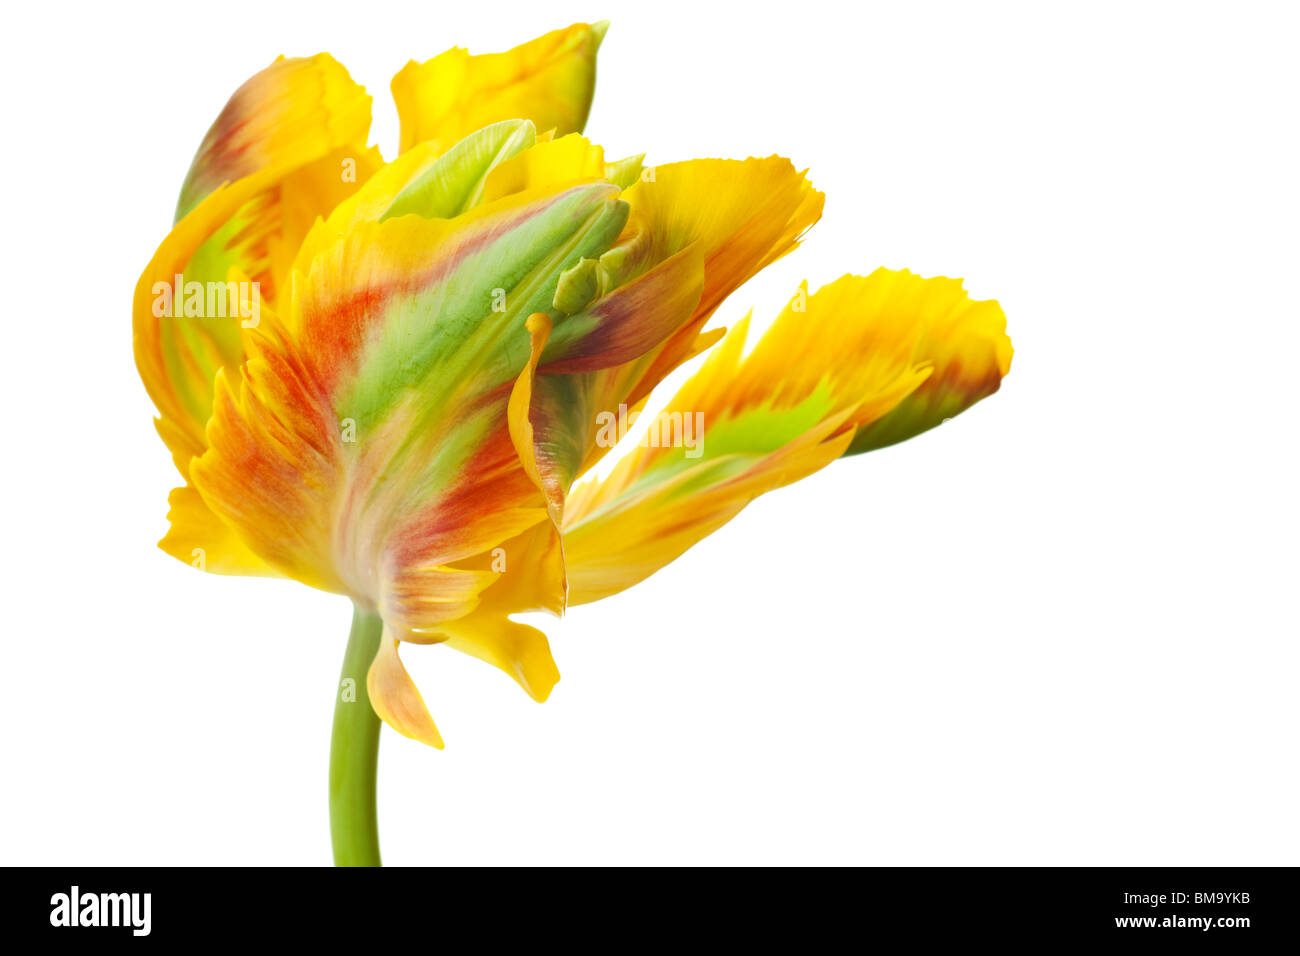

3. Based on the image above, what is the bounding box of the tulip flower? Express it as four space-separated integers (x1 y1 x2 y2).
134 21 1012 866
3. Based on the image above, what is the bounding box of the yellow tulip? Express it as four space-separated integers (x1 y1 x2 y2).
133 22 1012 865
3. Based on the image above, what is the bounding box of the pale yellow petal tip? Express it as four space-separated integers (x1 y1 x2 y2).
367 635 445 749
590 20 610 49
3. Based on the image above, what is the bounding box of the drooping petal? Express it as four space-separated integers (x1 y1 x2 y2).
391 22 607 155
433 522 565 702
441 617 561 704
367 632 444 749
562 269 1011 604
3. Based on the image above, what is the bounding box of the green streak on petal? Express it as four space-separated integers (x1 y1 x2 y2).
605 153 645 191
701 385 837 460
619 383 838 500
553 257 601 315
844 389 978 455
382 120 537 221
341 186 630 436
155 219 253 428
364 401 499 517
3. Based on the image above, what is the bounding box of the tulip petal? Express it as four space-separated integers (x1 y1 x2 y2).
383 120 538 220
442 618 561 703
167 53 377 358
288 120 538 287
561 269 1013 604
508 156 823 540
509 313 563 523
539 246 706 373
482 133 618 203
565 417 859 604
584 155 824 415
392 22 607 155
367 633 444 749
176 54 373 220
136 172 285 466
842 272 1014 453
158 484 282 577
434 523 565 701
137 54 377 577
612 157 824 313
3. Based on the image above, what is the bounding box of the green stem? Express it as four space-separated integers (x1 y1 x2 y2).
329 603 384 866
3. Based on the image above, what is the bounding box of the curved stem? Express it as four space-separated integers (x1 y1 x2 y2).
329 603 384 866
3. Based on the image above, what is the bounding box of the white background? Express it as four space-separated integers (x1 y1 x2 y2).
1 0 1296 865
